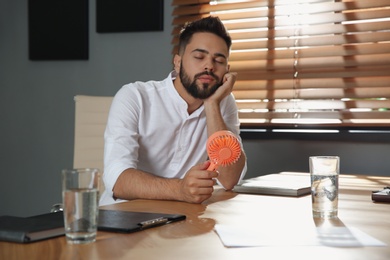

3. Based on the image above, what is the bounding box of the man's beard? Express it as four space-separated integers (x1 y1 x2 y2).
179 64 222 99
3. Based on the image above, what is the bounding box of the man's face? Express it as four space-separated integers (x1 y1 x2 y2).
178 32 229 100
179 63 221 99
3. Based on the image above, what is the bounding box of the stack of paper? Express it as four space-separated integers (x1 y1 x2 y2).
233 172 311 197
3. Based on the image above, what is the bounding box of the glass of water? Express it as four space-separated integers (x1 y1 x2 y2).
309 156 339 218
62 168 99 244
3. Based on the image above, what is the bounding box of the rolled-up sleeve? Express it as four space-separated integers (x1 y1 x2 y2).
102 86 141 200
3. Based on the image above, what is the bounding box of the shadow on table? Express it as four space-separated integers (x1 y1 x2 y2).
313 217 363 247
158 189 238 239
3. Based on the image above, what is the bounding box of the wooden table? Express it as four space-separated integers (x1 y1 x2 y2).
1 174 389 260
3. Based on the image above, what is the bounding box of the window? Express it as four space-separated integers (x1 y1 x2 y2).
172 0 390 129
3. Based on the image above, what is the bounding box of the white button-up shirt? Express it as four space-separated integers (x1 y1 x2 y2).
99 71 246 205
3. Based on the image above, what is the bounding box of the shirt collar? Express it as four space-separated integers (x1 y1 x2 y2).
167 71 204 118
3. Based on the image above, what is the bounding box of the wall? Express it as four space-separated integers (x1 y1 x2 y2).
0 1 388 217
0 0 174 216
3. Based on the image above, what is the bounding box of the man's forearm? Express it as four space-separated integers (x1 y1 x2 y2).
112 168 182 201
204 102 228 135
216 150 246 190
203 102 247 190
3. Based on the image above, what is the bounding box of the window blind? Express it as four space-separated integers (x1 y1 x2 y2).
171 0 390 128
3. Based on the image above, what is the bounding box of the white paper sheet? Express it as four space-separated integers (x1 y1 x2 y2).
214 224 386 248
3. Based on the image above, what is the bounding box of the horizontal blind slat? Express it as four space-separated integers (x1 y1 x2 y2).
230 43 390 61
237 100 390 110
236 66 390 80
229 21 390 41
234 76 390 90
173 0 390 16
222 9 390 30
233 86 390 100
238 110 390 122
231 32 390 50
229 53 390 71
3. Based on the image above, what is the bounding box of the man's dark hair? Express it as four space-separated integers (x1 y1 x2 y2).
178 16 232 55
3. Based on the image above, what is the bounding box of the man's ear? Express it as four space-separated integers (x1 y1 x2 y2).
173 54 181 72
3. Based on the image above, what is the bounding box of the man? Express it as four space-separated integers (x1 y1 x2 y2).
99 16 247 206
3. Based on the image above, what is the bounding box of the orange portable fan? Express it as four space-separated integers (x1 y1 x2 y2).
206 130 242 171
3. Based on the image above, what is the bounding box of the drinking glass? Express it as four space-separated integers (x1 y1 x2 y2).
62 168 99 244
309 156 339 218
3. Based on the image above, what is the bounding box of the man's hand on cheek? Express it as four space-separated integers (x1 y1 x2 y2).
206 72 237 104
222 72 237 91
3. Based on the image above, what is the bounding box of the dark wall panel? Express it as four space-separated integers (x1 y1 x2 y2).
28 0 89 60
96 0 164 33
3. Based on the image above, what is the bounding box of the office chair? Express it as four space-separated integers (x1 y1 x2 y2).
73 95 113 196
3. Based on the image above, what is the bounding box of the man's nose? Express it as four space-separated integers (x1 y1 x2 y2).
204 59 214 72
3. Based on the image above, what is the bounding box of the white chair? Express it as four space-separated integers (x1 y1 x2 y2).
73 95 113 195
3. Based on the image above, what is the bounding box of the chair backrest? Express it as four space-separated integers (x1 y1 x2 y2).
73 95 113 193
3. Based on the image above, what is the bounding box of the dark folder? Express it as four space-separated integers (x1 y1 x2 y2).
98 209 186 233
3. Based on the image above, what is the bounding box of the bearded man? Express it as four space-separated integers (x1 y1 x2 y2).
100 16 247 206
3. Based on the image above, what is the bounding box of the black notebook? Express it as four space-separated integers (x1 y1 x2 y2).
98 210 186 233
0 212 64 243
